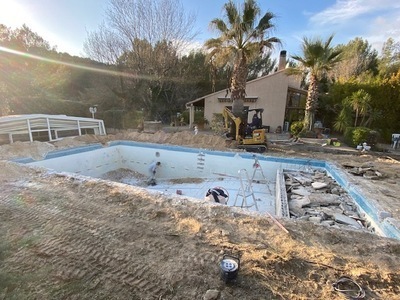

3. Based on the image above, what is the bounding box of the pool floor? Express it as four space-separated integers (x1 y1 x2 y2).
104 171 276 214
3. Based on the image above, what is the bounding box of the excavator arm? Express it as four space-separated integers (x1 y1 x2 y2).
222 107 243 141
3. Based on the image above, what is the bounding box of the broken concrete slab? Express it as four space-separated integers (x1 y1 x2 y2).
321 220 335 226
320 207 341 218
286 172 313 186
312 182 328 190
307 194 341 207
289 207 306 217
284 168 373 234
309 216 322 223
289 197 311 209
334 213 363 229
291 187 311 196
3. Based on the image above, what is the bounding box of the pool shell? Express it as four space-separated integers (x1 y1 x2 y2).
13 140 400 240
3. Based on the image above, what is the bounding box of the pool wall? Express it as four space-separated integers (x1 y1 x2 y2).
276 169 290 218
15 141 324 181
12 140 400 240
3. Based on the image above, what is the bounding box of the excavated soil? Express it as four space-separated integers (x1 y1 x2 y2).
1 130 400 300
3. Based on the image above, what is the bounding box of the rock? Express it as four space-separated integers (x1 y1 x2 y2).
363 170 381 179
379 211 392 220
344 211 360 219
307 194 341 206
289 197 311 209
339 203 352 212
204 289 220 300
361 162 374 168
286 172 313 185
289 194 302 200
342 162 359 168
304 208 323 216
334 213 363 229
220 230 230 237
220 290 235 300
291 187 311 196
311 182 328 190
320 207 341 218
284 167 374 232
312 171 326 180
309 216 322 223
289 207 305 217
321 220 335 226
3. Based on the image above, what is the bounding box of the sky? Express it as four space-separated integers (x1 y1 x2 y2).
1 0 400 60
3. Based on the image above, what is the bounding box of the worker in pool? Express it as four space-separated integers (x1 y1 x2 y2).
148 161 161 186
205 187 229 205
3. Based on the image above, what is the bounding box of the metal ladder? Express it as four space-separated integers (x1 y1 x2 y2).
234 169 259 211
251 156 272 195
251 157 266 182
196 151 205 170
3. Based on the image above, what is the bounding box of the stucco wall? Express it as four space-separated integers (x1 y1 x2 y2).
203 70 302 133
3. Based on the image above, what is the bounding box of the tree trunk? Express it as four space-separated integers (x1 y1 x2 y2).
230 52 247 120
354 109 359 127
303 74 319 131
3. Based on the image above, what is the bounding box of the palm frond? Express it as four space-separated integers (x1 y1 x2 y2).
204 38 223 49
243 0 260 31
285 67 305 76
209 18 228 34
224 1 239 27
256 11 276 32
259 37 281 50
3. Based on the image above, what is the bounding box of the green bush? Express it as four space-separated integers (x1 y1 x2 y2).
343 127 379 147
180 111 189 124
290 121 304 137
366 130 379 146
194 110 206 124
210 113 225 134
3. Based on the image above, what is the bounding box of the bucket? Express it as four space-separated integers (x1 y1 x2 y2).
220 254 240 283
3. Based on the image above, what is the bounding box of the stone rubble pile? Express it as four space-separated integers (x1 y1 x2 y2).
341 162 384 180
285 169 375 233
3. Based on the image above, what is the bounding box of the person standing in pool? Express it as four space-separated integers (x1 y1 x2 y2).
148 161 161 185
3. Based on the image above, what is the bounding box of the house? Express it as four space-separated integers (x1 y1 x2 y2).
185 51 307 133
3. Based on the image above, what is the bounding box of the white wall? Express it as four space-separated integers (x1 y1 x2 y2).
27 143 312 181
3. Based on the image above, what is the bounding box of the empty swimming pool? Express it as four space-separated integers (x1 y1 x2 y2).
12 140 400 240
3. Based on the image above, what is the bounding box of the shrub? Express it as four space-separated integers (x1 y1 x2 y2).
290 121 304 137
210 113 225 134
343 127 379 147
193 110 206 124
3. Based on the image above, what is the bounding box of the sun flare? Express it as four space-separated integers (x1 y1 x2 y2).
0 1 33 28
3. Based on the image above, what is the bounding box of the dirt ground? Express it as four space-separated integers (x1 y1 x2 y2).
1 129 400 300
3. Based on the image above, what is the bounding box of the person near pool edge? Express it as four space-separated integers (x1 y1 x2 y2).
148 161 161 185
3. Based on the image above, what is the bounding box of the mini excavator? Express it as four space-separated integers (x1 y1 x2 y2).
222 107 268 152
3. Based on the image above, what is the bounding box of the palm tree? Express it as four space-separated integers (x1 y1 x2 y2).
204 0 281 119
347 89 371 127
287 35 342 131
333 102 352 133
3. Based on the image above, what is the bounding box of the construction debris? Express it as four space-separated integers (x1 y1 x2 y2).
285 170 375 233
341 162 385 179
